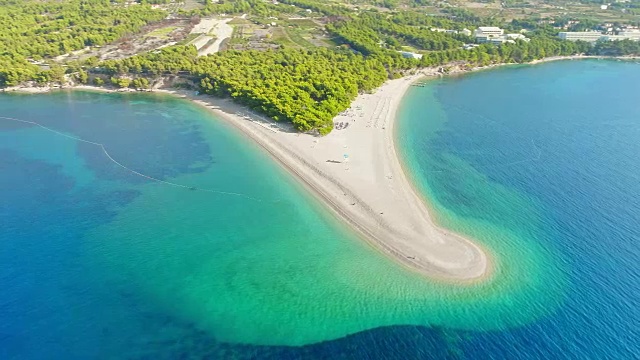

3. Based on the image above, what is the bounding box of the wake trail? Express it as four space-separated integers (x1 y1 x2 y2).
0 116 262 202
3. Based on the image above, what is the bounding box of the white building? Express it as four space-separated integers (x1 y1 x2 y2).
474 27 528 44
474 27 504 37
558 31 605 42
474 27 506 43
559 30 640 42
602 35 628 41
489 38 514 45
619 30 640 40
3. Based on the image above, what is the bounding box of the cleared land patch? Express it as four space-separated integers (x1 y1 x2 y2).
145 26 179 39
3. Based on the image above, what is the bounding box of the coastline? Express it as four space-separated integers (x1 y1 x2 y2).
174 78 489 282
4 55 637 282
4 54 637 95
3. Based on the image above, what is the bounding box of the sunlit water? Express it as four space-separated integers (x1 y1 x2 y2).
1 59 638 358
396 59 639 358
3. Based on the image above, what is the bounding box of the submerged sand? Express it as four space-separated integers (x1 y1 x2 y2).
18 57 626 281
170 72 490 282
8 55 640 281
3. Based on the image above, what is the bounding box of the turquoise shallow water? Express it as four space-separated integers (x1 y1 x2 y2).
396 59 640 358
1 59 639 359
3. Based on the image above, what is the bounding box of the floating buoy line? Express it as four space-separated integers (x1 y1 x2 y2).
0 116 262 202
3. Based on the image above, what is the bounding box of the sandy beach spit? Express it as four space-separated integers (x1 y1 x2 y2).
8 55 638 281
163 72 492 282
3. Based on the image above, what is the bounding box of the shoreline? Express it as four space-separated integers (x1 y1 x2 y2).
177 82 490 282
3 54 638 95
4 55 637 282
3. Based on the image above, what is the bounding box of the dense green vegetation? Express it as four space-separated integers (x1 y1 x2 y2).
323 10 594 70
592 39 640 56
193 0 350 17
0 0 165 58
197 49 386 133
0 0 165 87
278 0 350 17
1 0 639 133
327 13 468 54
99 46 387 133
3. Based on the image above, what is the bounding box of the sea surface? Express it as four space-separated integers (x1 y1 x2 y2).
0 59 638 359
396 59 640 359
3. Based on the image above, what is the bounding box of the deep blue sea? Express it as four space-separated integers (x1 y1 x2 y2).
1 59 639 359
397 59 640 359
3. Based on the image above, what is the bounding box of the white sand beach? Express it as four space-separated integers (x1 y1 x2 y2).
169 72 491 282
13 55 637 281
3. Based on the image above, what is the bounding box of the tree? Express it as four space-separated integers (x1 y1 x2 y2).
48 64 66 84
75 69 89 84
131 77 149 89
110 76 131 88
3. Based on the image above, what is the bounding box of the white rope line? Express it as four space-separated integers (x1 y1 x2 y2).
0 116 261 202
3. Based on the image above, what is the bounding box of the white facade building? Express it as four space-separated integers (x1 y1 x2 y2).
474 27 504 38
489 38 515 45
618 30 640 40
474 27 528 45
558 31 605 42
559 30 640 42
